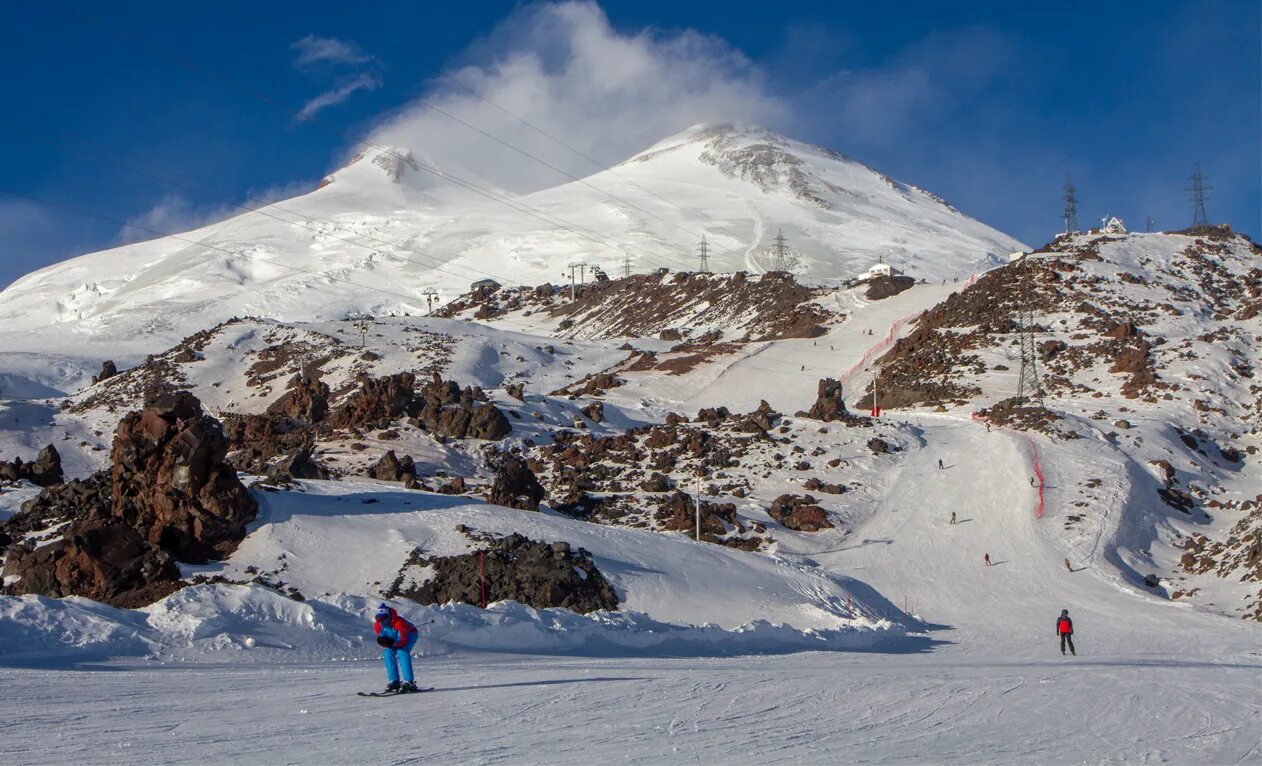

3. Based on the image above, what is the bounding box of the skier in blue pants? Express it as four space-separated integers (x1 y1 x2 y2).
374 603 420 693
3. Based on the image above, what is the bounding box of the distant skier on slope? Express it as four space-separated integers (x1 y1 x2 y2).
938 459 944 470
984 553 991 566
374 603 421 694
949 511 956 525
1057 609 1076 655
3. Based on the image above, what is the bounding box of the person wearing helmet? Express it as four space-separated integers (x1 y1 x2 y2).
1056 609 1076 655
374 603 421 693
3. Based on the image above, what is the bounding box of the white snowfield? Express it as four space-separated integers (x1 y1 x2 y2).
0 123 1022 394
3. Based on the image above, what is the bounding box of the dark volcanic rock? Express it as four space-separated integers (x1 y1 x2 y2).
487 457 545 511
109 392 258 563
865 275 915 300
805 379 868 425
581 401 605 423
0 445 63 487
327 373 512 440
867 437 893 455
266 442 330 482
393 532 619 613
327 373 419 430
369 450 417 482
223 413 312 475
656 491 736 537
1 516 181 608
413 376 512 440
640 472 673 492
92 360 119 384
266 373 330 423
3 393 256 606
768 493 833 531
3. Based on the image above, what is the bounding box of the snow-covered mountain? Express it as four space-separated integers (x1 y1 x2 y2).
0 123 1022 394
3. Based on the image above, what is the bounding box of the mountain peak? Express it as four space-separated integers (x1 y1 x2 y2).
320 146 421 189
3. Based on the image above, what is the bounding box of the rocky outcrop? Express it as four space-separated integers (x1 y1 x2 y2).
92 360 119 384
369 450 417 483
1 517 181 608
223 413 312 475
392 532 619 614
656 491 736 537
0 445 63 487
328 373 511 440
266 373 330 423
2 393 257 606
803 379 868 426
327 373 419 430
412 376 511 440
265 442 330 482
865 275 915 300
768 494 833 531
109 392 258 562
581 401 605 423
487 457 545 511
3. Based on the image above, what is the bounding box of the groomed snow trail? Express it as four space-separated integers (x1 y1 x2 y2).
3 651 1257 765
799 413 1259 658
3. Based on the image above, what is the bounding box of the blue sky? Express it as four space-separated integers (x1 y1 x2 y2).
1 0 1257 288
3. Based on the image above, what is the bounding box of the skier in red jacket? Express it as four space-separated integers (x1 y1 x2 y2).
1057 609 1076 655
374 603 421 693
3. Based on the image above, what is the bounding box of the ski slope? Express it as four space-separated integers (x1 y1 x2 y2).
1 415 1257 764
2 646 1257 765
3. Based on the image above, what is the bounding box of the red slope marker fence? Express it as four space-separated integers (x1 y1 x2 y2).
838 273 979 387
971 412 1045 519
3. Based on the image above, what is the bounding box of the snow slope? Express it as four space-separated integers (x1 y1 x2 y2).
0 123 1022 389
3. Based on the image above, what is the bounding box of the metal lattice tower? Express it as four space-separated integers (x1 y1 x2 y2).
622 252 632 279
1187 164 1210 226
1145 216 1154 233
1062 176 1079 233
1015 309 1044 407
697 234 710 273
772 228 789 271
566 262 584 301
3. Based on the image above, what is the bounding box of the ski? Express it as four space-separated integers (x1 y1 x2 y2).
358 687 434 697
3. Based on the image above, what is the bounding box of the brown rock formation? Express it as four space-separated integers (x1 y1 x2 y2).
487 457 545 511
768 494 833 531
0 445 63 487
110 392 258 563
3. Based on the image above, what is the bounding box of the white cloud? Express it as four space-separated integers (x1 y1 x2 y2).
296 72 382 122
365 1 790 193
292 35 377 68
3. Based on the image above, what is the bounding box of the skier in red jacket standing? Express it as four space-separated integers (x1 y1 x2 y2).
1057 609 1076 655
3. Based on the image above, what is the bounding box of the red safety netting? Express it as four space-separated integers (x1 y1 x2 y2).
971 412 1045 519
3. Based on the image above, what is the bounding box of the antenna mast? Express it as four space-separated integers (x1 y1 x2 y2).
1062 176 1079 233
697 234 710 273
1187 164 1211 226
